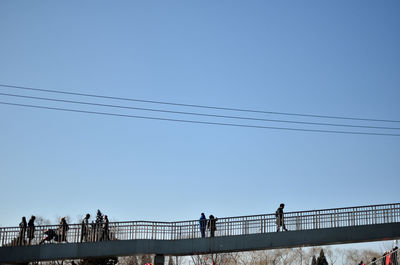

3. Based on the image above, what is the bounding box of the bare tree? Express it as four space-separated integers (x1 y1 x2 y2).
191 254 209 265
166 255 185 265
324 247 338 265
118 256 139 265
35 216 51 226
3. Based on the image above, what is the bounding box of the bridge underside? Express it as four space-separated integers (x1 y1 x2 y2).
1 223 400 263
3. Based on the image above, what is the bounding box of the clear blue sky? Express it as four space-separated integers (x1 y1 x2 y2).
0 0 399 230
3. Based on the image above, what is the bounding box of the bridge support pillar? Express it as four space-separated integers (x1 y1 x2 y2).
154 254 165 265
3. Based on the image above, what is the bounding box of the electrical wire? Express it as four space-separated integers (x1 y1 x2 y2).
1 92 399 131
1 101 399 136
1 83 399 123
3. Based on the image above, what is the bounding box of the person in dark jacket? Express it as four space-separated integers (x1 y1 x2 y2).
207 215 218 237
101 215 110 241
391 247 398 265
199 213 207 238
39 229 59 244
27 216 36 245
275 203 288 232
18 217 27 246
81 213 90 242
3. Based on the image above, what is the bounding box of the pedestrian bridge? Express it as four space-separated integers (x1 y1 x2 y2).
1 203 399 264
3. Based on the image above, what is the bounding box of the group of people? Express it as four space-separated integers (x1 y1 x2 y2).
198 203 288 238
16 204 288 245
358 247 398 265
39 217 69 244
18 216 35 245
16 213 110 246
199 213 218 238
17 215 69 245
80 213 110 242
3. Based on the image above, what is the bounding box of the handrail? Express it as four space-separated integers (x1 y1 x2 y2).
1 203 399 247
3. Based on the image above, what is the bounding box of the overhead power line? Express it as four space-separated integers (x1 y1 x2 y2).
1 101 399 137
1 92 399 131
1 83 399 123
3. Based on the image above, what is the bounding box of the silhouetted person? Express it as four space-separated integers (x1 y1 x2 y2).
81 213 90 242
18 216 27 246
59 217 69 242
358 261 365 265
39 229 58 244
389 248 398 265
199 213 207 238
382 252 388 265
371 257 377 265
275 203 288 232
387 252 392 265
27 216 36 245
207 215 217 237
101 215 109 241
392 247 398 265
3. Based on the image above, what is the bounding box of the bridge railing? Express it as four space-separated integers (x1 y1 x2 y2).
1 203 399 246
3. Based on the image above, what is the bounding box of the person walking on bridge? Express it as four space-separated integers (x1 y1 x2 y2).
81 213 90 242
199 213 207 238
275 203 288 232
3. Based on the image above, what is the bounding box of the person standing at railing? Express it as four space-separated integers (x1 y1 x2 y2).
18 216 27 246
358 261 366 265
27 215 36 245
381 251 391 265
386 251 391 265
81 213 91 242
59 217 69 242
275 203 288 232
199 213 207 238
101 215 110 241
392 247 398 265
208 215 218 237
